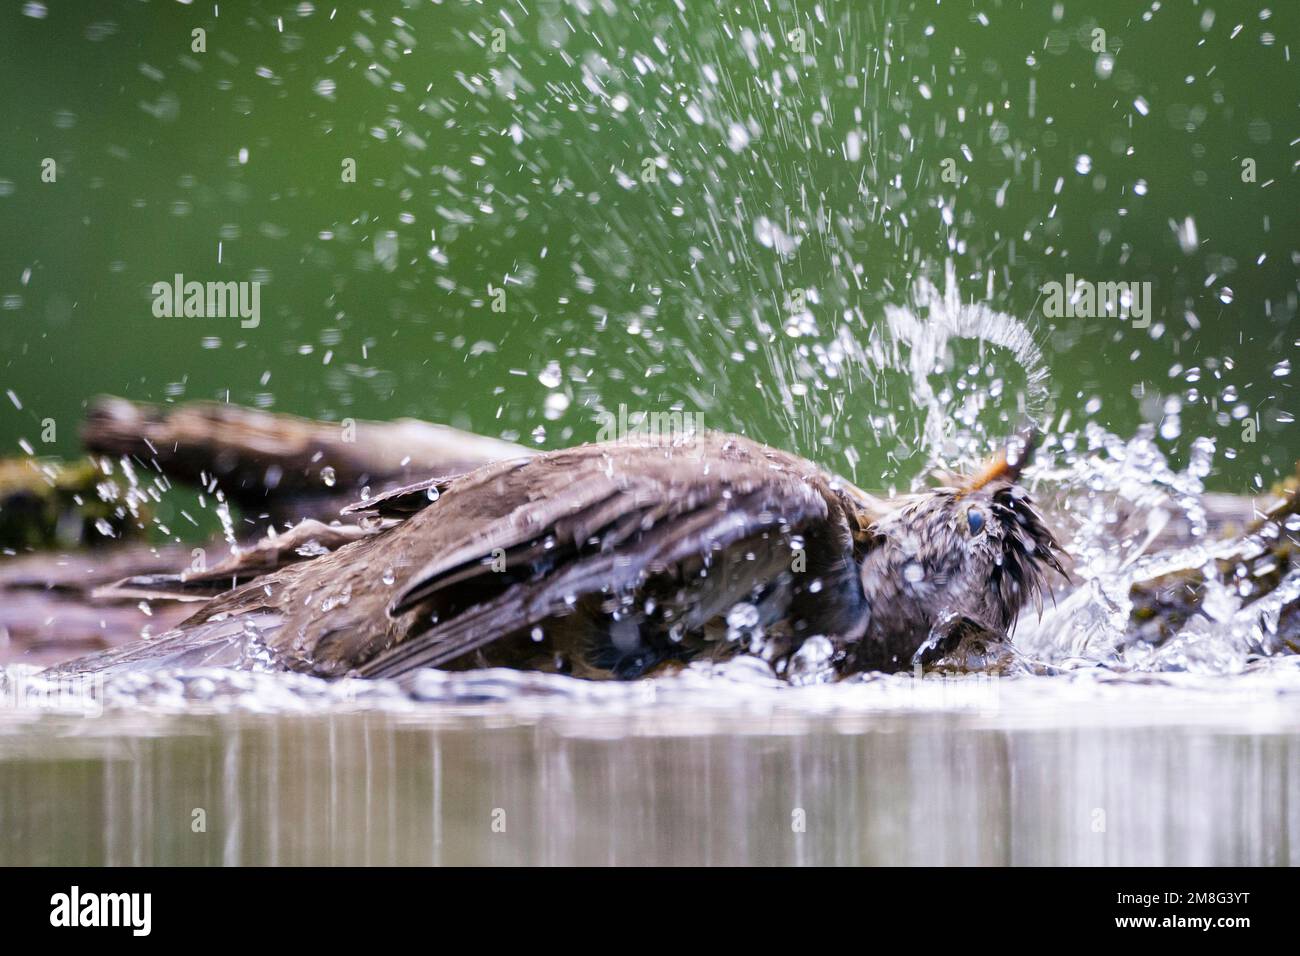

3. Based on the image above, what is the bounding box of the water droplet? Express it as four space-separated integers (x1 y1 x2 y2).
543 392 570 420
726 122 750 152
538 361 562 388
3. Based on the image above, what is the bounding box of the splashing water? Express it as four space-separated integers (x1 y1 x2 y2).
874 260 1051 473
1016 424 1300 675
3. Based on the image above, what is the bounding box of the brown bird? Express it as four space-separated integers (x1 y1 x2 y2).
59 430 1065 681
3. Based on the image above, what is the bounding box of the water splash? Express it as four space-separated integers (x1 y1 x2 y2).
874 261 1051 472
1016 423 1299 674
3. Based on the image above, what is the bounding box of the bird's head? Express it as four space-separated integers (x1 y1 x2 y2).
854 432 1068 669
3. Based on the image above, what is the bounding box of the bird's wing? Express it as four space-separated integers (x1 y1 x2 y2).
338 456 534 519
352 432 870 677
58 433 876 680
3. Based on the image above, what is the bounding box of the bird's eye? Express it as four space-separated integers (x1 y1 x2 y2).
967 510 985 535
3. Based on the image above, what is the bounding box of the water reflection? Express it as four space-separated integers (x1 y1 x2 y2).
1 708 1296 865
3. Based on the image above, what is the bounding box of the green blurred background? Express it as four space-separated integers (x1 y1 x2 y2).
0 0 1295 508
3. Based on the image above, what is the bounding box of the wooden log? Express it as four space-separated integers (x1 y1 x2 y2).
80 395 532 524
0 542 196 666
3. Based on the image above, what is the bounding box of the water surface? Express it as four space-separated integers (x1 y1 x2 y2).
3 665 1298 865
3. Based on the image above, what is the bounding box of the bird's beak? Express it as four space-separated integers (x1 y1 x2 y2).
958 428 1040 495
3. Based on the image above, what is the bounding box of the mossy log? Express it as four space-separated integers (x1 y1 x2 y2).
0 457 150 551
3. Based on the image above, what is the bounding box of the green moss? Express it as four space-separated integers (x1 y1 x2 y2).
0 458 149 551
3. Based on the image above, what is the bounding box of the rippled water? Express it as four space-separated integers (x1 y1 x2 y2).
3 661 1300 865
